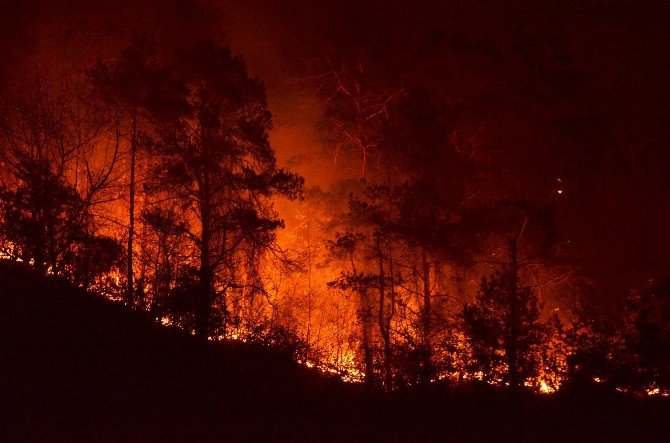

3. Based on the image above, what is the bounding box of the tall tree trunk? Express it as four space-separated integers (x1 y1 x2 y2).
126 111 137 308
507 237 520 391
196 171 212 339
33 215 46 275
195 103 213 340
360 288 375 388
377 235 392 389
388 245 396 383
350 251 375 387
421 248 433 382
306 215 312 352
81 222 92 290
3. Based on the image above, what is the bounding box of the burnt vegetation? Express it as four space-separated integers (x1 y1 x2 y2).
2 1 670 441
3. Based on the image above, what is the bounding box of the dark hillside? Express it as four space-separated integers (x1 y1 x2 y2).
0 260 349 442
1 260 669 442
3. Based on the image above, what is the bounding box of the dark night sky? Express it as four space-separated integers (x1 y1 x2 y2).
3 0 670 304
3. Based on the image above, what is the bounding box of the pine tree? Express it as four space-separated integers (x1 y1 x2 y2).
146 41 302 338
463 272 547 390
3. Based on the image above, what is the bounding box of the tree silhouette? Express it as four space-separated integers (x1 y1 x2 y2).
141 206 189 316
0 71 122 279
146 41 303 338
0 158 86 273
327 230 379 387
463 272 547 390
620 278 670 393
89 36 164 308
460 199 568 389
318 55 402 176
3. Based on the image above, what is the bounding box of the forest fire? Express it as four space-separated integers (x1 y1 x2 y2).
2 1 670 441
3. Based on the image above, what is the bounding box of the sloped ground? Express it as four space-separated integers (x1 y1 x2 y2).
1 259 669 442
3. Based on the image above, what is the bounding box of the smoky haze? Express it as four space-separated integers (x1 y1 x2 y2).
3 0 670 304
225 0 670 303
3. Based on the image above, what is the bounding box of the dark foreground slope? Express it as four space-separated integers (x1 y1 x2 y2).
1 260 669 442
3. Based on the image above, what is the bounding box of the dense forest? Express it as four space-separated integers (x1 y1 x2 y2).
2 1 670 440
